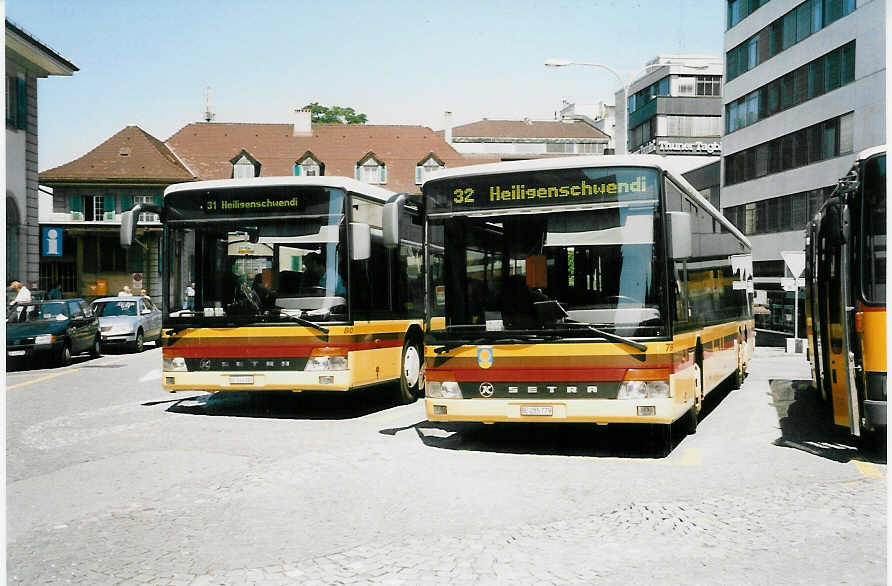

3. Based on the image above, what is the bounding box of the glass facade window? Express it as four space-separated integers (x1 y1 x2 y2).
724 186 834 235
727 0 770 29
725 41 856 134
724 113 854 186
726 0 856 81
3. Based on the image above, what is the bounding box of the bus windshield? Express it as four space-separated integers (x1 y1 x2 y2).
861 154 886 304
431 202 665 338
166 188 347 324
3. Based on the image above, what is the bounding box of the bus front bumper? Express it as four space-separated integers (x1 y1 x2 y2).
161 370 352 393
425 397 690 425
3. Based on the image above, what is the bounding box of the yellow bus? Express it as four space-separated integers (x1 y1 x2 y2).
805 146 886 447
385 156 754 447
121 176 425 403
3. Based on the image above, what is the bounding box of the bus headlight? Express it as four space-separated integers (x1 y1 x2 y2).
426 381 463 399
618 381 670 399
305 356 348 371
35 334 56 345
163 356 188 372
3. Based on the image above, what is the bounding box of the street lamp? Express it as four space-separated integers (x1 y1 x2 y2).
545 58 710 154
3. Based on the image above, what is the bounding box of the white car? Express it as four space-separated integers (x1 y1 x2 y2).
91 296 162 352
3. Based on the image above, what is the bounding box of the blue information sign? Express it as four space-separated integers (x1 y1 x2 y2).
42 227 63 257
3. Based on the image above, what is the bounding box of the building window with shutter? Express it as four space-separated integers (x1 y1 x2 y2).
294 152 323 176
5 74 26 130
415 154 445 185
231 150 261 179
134 195 159 223
356 154 386 185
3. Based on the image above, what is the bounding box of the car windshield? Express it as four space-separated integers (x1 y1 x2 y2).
94 300 138 317
7 302 69 323
430 202 666 338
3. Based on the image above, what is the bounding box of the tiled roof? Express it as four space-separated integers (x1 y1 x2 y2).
40 125 193 183
166 123 498 193
452 119 610 140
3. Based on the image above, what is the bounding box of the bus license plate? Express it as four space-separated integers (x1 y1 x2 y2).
8 350 26 357
229 375 254 385
520 405 553 416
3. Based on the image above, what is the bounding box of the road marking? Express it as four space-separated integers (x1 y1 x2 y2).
677 448 702 466
6 368 80 390
853 460 884 479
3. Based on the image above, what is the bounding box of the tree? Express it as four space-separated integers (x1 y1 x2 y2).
302 102 368 124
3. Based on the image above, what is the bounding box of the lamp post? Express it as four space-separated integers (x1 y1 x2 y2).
545 58 710 154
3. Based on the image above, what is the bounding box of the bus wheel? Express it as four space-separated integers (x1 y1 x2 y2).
683 405 698 435
730 350 745 390
397 340 423 404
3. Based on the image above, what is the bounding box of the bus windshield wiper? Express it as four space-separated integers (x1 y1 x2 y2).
434 334 545 354
268 310 329 334
550 324 648 352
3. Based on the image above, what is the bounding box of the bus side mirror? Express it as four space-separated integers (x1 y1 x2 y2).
351 222 371 261
667 211 692 259
825 201 850 245
382 193 407 249
120 203 163 248
120 209 137 248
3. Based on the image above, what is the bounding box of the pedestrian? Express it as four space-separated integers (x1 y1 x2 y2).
118 285 133 297
47 282 63 299
185 282 195 309
8 280 32 305
139 288 148 298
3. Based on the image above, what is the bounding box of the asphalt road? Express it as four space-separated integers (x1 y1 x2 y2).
5 346 886 585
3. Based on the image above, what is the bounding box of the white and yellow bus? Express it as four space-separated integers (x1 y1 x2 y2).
385 156 754 445
121 176 425 403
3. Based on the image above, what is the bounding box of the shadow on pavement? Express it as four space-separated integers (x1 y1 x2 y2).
769 379 886 464
381 420 687 458
379 376 740 459
148 383 406 420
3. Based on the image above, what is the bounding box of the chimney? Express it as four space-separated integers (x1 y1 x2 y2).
293 109 312 136
444 111 453 145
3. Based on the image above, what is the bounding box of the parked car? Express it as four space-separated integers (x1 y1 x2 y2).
91 296 162 352
6 298 101 367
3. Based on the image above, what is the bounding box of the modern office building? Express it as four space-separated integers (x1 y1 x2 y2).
615 54 724 156
721 0 885 338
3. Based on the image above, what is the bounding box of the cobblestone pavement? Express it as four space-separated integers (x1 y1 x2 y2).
6 347 886 585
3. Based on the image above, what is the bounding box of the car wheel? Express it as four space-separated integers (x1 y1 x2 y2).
89 336 102 358
58 344 72 367
132 329 144 353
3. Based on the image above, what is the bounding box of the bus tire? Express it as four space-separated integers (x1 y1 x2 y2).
397 339 423 404
730 349 744 390
683 405 698 435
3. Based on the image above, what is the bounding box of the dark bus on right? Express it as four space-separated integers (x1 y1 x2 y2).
805 146 886 447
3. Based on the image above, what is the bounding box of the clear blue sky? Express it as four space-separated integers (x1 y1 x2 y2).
7 0 724 172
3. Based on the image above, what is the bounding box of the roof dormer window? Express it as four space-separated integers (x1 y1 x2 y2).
231 150 261 178
415 153 445 185
294 152 324 176
355 153 386 185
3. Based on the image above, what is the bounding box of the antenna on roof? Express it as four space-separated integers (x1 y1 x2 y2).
203 87 215 123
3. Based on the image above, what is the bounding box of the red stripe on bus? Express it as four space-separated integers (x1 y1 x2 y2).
163 340 402 358
427 366 669 382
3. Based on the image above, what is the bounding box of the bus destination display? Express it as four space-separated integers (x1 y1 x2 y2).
426 167 659 212
204 194 302 214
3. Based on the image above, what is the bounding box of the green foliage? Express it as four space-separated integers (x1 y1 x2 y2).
302 102 368 125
